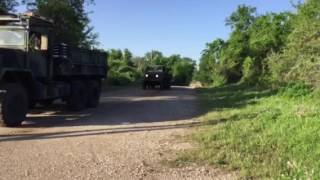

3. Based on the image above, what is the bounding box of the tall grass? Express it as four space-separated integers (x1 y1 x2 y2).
190 84 320 179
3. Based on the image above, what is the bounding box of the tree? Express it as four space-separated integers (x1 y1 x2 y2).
0 0 18 14
108 49 123 61
132 56 147 75
23 0 98 48
240 12 293 84
226 5 257 31
222 5 257 83
123 48 134 66
144 50 164 65
197 39 226 86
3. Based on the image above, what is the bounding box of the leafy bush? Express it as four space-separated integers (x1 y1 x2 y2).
267 0 320 87
172 60 195 85
197 5 293 87
107 70 133 86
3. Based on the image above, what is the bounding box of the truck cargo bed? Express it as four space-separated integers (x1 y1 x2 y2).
53 44 107 78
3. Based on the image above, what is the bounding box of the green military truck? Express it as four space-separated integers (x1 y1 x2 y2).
0 13 107 127
142 65 172 90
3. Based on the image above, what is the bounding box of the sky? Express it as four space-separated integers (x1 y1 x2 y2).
20 0 300 61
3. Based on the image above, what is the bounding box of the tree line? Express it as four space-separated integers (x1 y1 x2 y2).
107 49 195 86
195 0 320 89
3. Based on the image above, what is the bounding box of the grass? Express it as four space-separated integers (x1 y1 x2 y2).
183 84 320 179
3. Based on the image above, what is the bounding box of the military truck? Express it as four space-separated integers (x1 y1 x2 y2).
142 65 172 90
0 13 107 127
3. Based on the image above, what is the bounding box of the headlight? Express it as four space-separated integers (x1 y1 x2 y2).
145 74 149 78
156 74 159 78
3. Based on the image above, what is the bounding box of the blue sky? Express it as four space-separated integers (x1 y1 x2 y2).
20 1 300 60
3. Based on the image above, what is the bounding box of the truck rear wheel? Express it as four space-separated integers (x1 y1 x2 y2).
87 80 101 108
67 81 88 111
0 83 28 127
165 81 171 89
28 99 37 109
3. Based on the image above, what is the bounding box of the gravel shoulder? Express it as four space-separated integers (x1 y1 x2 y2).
0 86 236 180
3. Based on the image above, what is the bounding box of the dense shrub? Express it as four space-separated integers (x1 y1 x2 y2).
268 0 320 87
196 4 297 88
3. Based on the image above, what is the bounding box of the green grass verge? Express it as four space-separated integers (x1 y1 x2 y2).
187 84 320 179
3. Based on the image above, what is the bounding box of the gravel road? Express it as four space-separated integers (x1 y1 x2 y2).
0 86 236 180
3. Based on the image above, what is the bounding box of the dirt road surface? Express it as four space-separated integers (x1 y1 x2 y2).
0 87 236 180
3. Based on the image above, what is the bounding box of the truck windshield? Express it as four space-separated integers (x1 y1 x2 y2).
0 29 25 48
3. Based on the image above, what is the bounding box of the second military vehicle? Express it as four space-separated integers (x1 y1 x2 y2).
142 65 172 90
0 13 107 127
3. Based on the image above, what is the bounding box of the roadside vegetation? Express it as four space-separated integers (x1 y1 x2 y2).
189 0 320 179
187 84 319 179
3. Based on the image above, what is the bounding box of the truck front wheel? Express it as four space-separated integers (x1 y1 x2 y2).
67 81 88 111
142 82 147 90
0 83 28 127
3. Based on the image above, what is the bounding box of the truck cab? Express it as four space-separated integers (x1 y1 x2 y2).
0 13 107 127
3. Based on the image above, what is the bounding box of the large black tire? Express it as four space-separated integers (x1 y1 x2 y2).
28 99 37 109
142 82 147 90
0 83 28 127
86 80 101 108
39 99 54 107
67 81 88 111
160 81 165 90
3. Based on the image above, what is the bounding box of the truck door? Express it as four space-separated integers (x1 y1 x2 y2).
28 32 49 79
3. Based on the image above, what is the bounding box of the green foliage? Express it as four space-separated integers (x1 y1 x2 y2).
23 0 98 48
226 5 256 31
0 0 18 14
186 85 320 179
197 4 293 87
171 58 195 85
144 50 164 65
197 39 227 86
268 0 320 87
107 49 196 86
198 0 320 88
241 56 258 84
108 49 195 85
107 49 140 86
